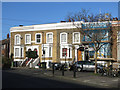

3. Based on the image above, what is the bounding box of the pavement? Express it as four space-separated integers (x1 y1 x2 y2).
2 67 120 89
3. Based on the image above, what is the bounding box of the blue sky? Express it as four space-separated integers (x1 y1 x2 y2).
2 2 119 40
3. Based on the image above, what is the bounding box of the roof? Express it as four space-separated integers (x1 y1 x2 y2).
10 21 120 33
1 38 10 45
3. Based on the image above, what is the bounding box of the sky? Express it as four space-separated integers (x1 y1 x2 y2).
2 2 119 40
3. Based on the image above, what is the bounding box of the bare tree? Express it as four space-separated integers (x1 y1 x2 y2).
65 9 114 74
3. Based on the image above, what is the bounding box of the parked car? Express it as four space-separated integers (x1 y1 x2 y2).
75 61 103 72
51 63 61 70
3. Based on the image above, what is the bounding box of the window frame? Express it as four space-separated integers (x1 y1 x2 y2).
14 46 24 58
14 34 21 45
46 32 53 43
62 48 67 57
73 32 80 44
25 34 31 44
42 44 52 58
35 33 42 44
60 32 67 44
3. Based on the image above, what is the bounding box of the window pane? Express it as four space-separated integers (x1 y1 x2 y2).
74 33 79 42
37 34 40 38
49 47 51 57
61 34 66 42
15 48 19 57
16 36 19 44
62 48 67 57
37 39 40 43
26 35 30 43
47 33 52 43
36 34 41 43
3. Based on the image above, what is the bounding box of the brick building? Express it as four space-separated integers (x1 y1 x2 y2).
10 21 119 68
1 34 10 58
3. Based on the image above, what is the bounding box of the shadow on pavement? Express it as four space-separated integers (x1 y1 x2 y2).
2 70 109 89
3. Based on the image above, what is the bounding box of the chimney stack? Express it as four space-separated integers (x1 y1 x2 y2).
19 25 23 27
7 33 9 39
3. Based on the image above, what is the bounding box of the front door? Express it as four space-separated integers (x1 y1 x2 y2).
77 49 82 61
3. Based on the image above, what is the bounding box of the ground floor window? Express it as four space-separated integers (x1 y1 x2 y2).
14 46 24 58
60 44 72 59
42 44 52 58
62 48 67 57
15 48 19 57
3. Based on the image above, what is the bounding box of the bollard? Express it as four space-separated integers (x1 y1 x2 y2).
73 64 76 78
52 63 55 76
62 64 64 76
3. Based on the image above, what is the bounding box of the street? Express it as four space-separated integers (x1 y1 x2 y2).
2 68 120 89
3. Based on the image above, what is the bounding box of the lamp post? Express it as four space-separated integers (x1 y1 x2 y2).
65 54 66 65
42 32 46 69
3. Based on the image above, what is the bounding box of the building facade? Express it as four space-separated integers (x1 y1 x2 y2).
1 34 10 58
10 21 119 68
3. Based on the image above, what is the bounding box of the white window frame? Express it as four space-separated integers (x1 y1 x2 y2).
46 32 53 43
25 34 31 44
14 34 21 45
14 46 24 58
35 33 42 44
60 44 72 59
73 32 80 44
60 32 67 44
42 44 52 58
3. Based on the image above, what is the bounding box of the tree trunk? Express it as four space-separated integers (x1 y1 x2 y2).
94 51 98 74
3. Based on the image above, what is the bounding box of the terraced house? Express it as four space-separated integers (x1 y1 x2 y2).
10 20 120 68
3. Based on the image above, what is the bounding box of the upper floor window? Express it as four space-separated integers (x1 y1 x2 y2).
73 32 80 43
60 32 67 44
15 34 21 45
25 34 31 44
35 33 42 44
46 32 53 43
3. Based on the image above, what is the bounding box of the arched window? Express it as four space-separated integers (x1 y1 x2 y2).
15 34 21 45
60 32 67 44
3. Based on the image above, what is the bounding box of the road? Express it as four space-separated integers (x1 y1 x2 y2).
2 68 120 89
